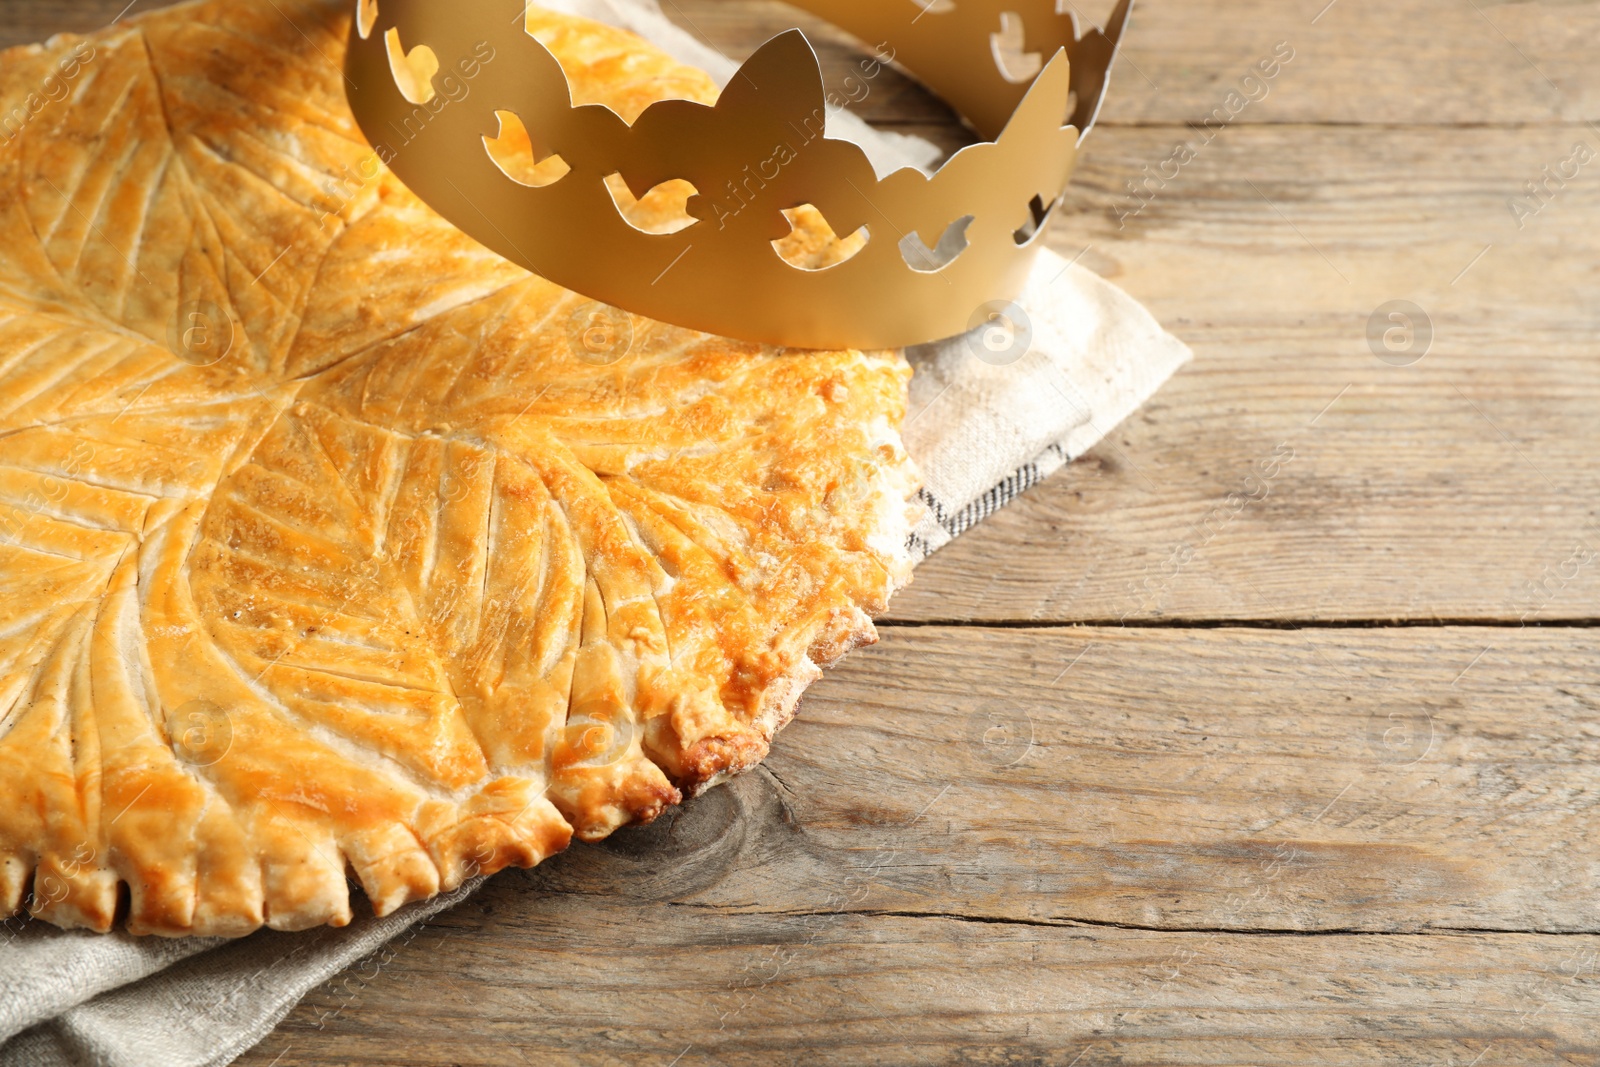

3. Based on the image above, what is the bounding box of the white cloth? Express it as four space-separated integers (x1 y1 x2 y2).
0 2 1190 1063
903 252 1190 555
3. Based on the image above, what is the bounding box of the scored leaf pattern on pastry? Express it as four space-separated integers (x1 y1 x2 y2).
0 0 918 936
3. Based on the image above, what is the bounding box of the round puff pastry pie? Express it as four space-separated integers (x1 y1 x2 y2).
0 0 918 936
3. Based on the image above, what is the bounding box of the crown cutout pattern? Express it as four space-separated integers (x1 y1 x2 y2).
344 0 1132 348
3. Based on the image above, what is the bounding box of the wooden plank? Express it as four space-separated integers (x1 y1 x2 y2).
234 624 1600 1064
893 120 1600 622
1098 0 1600 128
555 625 1600 933
669 0 1600 128
236 904 1600 1066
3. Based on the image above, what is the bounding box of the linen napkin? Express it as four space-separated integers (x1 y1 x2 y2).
0 2 1191 1063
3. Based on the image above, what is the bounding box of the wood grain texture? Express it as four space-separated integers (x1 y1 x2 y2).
235 627 1600 1065
894 122 1600 623
3 0 1595 1063
679 625 1600 935
237 903 1600 1066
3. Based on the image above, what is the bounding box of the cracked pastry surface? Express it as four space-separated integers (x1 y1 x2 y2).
0 0 918 936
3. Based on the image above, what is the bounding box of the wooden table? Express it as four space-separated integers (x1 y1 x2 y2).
10 0 1600 1062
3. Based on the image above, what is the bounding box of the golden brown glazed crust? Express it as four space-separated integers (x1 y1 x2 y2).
0 0 918 936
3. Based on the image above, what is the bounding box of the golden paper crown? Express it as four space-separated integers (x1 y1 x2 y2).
344 0 1132 348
